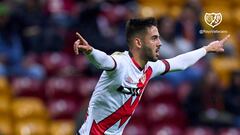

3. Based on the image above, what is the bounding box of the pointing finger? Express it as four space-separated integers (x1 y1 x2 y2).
76 32 81 39
220 34 230 44
76 32 88 44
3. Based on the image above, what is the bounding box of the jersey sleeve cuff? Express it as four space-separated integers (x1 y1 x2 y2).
105 56 117 71
160 59 170 75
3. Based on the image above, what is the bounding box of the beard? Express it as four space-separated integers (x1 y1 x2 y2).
148 55 158 62
141 44 158 62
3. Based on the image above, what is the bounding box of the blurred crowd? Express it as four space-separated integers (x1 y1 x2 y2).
0 0 240 134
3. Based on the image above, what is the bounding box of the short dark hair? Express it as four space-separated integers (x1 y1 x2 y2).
126 17 157 47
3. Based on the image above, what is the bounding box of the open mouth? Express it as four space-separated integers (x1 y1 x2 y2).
155 49 159 57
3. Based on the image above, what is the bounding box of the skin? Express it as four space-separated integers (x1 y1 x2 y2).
131 26 161 68
73 27 230 69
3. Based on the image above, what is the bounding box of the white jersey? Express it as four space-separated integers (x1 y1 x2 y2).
79 51 170 135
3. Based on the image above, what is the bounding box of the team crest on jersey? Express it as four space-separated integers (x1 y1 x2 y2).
126 76 134 83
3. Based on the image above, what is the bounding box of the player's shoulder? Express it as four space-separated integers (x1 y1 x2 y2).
147 60 164 68
111 51 130 67
111 51 128 56
111 51 129 60
147 60 160 65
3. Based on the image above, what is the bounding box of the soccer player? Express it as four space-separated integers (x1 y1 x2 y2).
74 17 230 135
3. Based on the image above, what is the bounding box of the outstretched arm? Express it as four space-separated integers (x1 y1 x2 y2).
166 35 230 72
73 32 116 70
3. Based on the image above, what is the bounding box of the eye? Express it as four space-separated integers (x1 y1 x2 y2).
152 35 159 41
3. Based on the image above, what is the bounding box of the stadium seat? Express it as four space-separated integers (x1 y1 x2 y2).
77 77 98 98
139 4 167 18
232 0 240 6
138 0 167 7
73 54 89 73
45 77 75 99
233 7 240 26
185 127 215 135
48 98 79 119
123 123 148 135
151 125 183 135
130 103 146 123
50 120 75 135
0 116 12 135
143 80 177 104
145 102 186 128
14 119 48 135
202 0 231 7
41 52 72 76
11 77 44 98
168 0 186 6
0 95 11 114
169 5 183 19
12 97 47 120
0 76 11 96
211 57 240 86
218 128 240 135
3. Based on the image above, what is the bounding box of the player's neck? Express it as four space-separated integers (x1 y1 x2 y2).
129 51 147 70
135 56 147 69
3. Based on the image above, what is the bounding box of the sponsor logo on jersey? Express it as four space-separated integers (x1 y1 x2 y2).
117 86 141 96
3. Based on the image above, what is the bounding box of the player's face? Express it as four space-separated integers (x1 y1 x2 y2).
141 26 161 62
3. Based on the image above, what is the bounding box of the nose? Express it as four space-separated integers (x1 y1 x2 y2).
157 39 161 48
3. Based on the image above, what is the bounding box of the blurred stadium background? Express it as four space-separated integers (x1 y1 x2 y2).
0 0 240 135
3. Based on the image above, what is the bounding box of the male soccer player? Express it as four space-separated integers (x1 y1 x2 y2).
74 17 230 135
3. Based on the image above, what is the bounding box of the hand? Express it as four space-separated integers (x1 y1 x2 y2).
204 35 230 53
74 32 93 55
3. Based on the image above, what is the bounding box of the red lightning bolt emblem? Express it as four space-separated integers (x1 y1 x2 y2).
90 67 152 134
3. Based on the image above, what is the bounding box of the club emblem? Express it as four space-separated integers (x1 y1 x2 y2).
204 13 222 28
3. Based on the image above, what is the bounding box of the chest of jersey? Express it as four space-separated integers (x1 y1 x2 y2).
117 65 153 96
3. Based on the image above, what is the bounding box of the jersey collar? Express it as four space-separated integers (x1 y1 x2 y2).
128 51 144 71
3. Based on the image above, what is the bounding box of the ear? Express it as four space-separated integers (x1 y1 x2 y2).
134 38 142 49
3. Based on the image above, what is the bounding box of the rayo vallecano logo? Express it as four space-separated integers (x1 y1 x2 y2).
204 13 222 28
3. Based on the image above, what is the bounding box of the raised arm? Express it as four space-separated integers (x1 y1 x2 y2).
166 35 230 72
73 32 116 70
